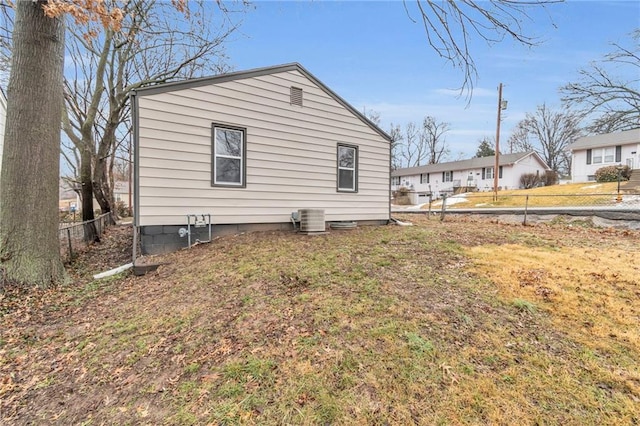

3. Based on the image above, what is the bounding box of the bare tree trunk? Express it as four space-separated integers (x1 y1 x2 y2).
80 147 100 242
0 1 66 288
93 121 118 224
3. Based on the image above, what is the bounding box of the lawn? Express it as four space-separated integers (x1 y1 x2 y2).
1 216 638 425
429 182 629 209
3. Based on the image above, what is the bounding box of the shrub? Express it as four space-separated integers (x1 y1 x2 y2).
114 200 131 217
519 173 540 189
594 165 630 183
541 170 558 186
397 186 410 195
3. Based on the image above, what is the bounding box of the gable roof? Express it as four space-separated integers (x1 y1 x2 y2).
567 128 640 151
391 151 550 177
132 63 391 142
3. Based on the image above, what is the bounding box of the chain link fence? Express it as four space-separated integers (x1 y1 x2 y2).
436 192 640 210
394 191 640 225
58 213 113 262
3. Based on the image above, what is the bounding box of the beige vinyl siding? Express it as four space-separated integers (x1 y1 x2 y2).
137 69 390 226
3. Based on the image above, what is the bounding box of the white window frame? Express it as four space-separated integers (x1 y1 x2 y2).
604 147 615 163
337 144 358 192
443 171 453 182
485 167 494 180
392 176 400 186
592 149 603 164
420 173 429 184
212 124 246 187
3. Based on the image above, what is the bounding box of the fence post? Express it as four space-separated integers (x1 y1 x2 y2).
523 195 529 225
67 228 73 261
428 194 432 219
440 194 447 222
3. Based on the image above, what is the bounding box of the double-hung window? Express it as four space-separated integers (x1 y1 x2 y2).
212 124 246 187
604 147 615 163
443 171 453 182
337 144 358 192
484 167 494 180
420 173 429 184
587 146 622 164
592 149 603 164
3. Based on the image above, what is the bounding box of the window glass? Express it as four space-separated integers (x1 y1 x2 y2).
592 149 603 164
338 144 357 191
212 125 245 186
216 157 241 183
604 147 614 163
338 146 355 168
485 167 494 179
215 128 242 157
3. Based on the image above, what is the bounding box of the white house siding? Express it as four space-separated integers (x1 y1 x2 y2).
391 152 550 198
568 129 640 182
136 68 390 228
505 155 548 188
571 143 639 182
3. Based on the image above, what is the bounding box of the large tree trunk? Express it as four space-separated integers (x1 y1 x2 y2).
92 122 118 224
0 1 66 288
80 147 100 243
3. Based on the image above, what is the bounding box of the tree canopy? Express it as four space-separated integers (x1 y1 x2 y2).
475 137 496 157
508 104 582 174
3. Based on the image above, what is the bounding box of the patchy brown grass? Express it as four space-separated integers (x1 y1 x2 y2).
1 217 638 424
430 182 625 209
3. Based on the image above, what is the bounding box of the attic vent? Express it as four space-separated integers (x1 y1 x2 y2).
290 86 303 107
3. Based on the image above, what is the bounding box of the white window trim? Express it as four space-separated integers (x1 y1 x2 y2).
337 144 358 192
485 167 495 180
212 124 246 187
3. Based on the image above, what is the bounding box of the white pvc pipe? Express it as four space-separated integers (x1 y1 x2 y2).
93 262 133 280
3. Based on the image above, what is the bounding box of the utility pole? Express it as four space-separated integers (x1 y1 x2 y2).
494 83 507 201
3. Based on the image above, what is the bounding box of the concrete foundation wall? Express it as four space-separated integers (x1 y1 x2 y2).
140 220 388 255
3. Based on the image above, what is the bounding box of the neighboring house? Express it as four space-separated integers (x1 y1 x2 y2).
58 178 130 213
0 88 6 178
391 151 550 200
113 180 132 208
567 129 640 182
132 63 391 254
58 179 80 212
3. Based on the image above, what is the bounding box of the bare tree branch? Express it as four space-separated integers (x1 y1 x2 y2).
405 0 560 100
561 30 640 133
59 0 248 220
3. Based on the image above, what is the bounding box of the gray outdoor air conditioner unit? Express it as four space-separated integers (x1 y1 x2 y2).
298 209 325 233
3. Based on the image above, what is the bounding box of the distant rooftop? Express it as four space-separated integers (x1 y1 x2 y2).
568 128 640 151
391 151 548 176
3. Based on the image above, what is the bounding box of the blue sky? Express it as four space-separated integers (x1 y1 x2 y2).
225 0 639 159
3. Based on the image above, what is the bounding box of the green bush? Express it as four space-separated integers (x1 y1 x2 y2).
594 165 630 182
